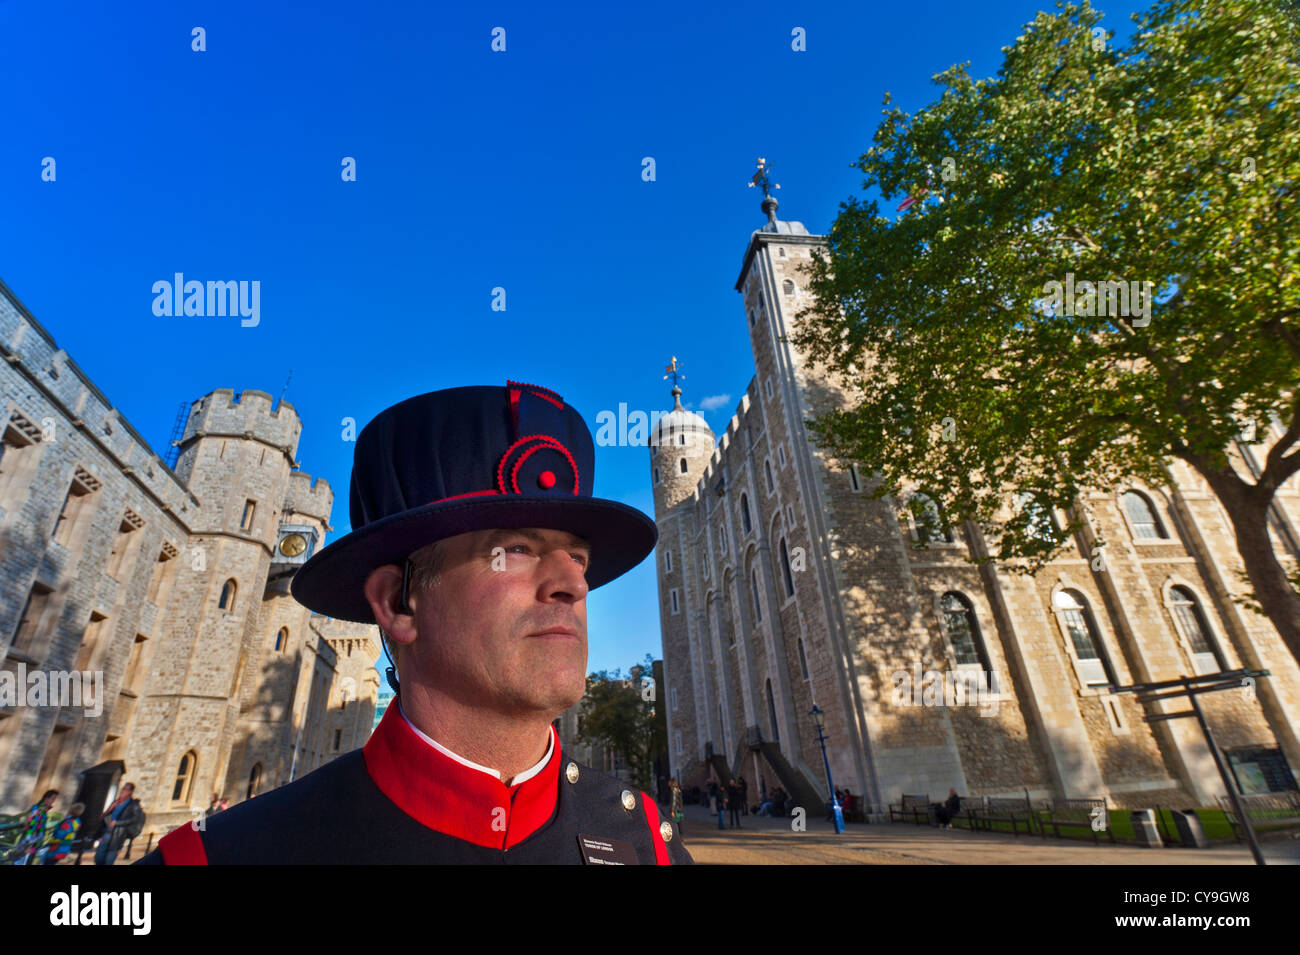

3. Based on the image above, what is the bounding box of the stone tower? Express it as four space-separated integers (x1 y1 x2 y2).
649 385 715 779
655 182 1300 815
125 389 326 820
1 274 379 837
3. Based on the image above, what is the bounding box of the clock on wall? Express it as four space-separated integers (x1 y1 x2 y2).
273 524 317 565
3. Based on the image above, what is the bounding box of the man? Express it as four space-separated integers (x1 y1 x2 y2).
136 381 692 864
934 788 962 831
96 782 143 865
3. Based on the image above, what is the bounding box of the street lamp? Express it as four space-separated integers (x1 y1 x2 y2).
810 704 845 834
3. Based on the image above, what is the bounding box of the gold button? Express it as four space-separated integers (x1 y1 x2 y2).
620 790 636 812
565 762 579 784
660 821 674 842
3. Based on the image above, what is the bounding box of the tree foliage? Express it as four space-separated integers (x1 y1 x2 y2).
790 0 1300 660
577 653 658 792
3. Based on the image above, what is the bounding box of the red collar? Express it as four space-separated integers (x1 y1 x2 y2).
362 703 561 849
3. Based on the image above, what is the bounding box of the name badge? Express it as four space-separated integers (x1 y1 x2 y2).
577 833 640 865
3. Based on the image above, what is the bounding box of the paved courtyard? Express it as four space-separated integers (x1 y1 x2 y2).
676 805 1300 865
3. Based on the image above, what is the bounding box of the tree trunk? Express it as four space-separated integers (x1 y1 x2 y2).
1199 466 1300 670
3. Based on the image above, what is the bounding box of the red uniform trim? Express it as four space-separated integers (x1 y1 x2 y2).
506 380 565 410
158 822 210 865
641 792 671 865
426 489 501 505
362 703 560 850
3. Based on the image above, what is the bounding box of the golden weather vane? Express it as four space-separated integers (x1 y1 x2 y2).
663 356 685 388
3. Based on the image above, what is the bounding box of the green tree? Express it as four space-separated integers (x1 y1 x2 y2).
790 1 1300 665
577 654 657 791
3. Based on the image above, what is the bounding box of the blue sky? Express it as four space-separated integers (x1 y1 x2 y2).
1 0 1149 679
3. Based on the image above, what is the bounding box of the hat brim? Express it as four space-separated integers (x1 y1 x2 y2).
290 495 658 623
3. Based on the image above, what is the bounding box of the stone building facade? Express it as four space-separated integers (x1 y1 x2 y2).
0 278 379 838
654 198 1300 814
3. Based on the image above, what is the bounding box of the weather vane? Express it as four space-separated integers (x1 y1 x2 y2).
748 158 780 198
663 356 685 388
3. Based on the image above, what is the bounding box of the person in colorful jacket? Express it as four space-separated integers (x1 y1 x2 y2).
34 803 85 865
11 790 58 862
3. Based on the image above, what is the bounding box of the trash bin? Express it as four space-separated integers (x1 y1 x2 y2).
1170 809 1209 849
1131 808 1163 848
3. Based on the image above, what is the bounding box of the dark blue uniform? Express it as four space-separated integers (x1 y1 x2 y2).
135 704 692 865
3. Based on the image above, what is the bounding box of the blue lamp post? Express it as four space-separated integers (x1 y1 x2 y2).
810 704 845 834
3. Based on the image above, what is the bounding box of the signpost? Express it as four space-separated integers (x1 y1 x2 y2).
1108 668 1271 865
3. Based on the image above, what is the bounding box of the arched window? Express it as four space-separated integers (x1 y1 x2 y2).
247 763 263 799
779 537 795 597
679 457 688 474
652 466 660 485
909 493 954 544
679 433 686 445
171 750 197 802
1169 586 1223 673
1122 491 1166 539
766 679 780 743
218 579 237 610
740 494 752 535
797 638 810 680
751 569 763 622
764 458 774 493
274 627 287 652
783 279 795 296
1053 590 1114 686
749 308 756 327
1016 491 1059 541
941 593 993 686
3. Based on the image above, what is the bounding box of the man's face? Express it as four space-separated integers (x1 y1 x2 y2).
408 527 591 719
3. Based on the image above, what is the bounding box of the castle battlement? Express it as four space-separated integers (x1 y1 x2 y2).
284 469 334 522
0 278 201 518
722 391 754 444
182 388 303 457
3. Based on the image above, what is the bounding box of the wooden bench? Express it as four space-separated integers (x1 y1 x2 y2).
889 794 930 824
969 796 1037 836
1218 791 1300 841
1040 798 1114 844
839 803 869 824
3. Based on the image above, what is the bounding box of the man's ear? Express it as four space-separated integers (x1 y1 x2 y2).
364 564 418 649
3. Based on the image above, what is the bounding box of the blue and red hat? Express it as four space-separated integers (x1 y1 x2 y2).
291 380 657 623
